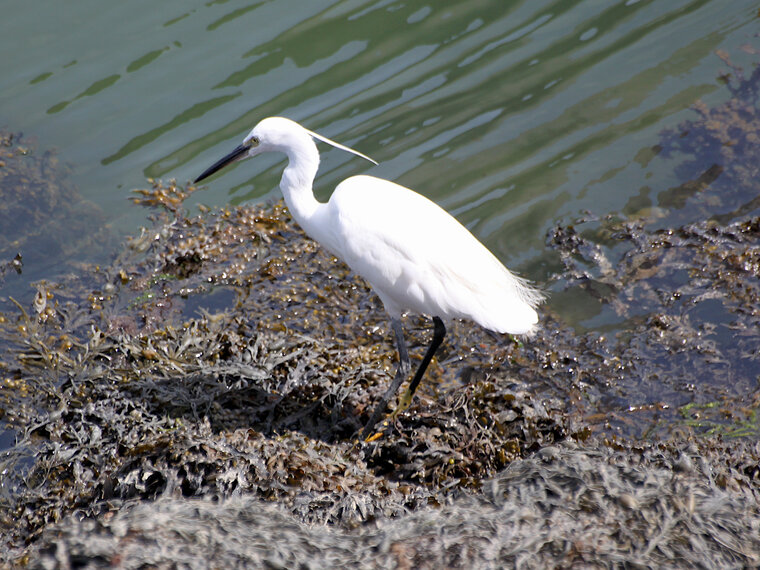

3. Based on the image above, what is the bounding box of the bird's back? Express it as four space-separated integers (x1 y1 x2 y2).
323 175 542 335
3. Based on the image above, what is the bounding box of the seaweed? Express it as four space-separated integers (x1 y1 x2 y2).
1 53 760 567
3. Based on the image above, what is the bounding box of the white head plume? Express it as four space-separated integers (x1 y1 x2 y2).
305 128 378 166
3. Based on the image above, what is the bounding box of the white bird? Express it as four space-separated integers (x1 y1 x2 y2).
194 117 543 438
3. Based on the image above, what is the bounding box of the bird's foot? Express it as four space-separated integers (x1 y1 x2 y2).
362 390 415 441
363 426 387 443
390 387 414 419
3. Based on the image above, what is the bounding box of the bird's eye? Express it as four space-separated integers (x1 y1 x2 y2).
249 136 260 147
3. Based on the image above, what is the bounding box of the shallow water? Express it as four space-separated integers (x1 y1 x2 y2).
0 0 757 329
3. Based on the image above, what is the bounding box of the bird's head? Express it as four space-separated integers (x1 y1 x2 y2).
194 117 376 184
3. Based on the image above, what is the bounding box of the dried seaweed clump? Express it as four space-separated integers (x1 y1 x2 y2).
0 180 569 563
28 439 760 568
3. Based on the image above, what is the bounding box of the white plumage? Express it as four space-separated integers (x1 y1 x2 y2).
195 116 543 437
325 175 540 333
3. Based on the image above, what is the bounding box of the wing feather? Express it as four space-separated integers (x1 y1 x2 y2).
325 175 542 334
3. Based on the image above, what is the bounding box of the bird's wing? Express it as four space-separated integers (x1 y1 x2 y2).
326 175 541 334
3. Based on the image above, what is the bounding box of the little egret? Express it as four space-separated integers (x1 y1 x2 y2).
194 117 543 439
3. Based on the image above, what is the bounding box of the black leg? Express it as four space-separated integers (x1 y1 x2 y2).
403 316 446 402
361 316 446 440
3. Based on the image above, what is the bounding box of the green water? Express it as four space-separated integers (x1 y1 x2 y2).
0 0 757 327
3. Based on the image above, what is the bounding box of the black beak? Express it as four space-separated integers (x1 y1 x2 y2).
194 143 249 183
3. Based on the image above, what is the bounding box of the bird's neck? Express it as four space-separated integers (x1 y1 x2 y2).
279 140 327 242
